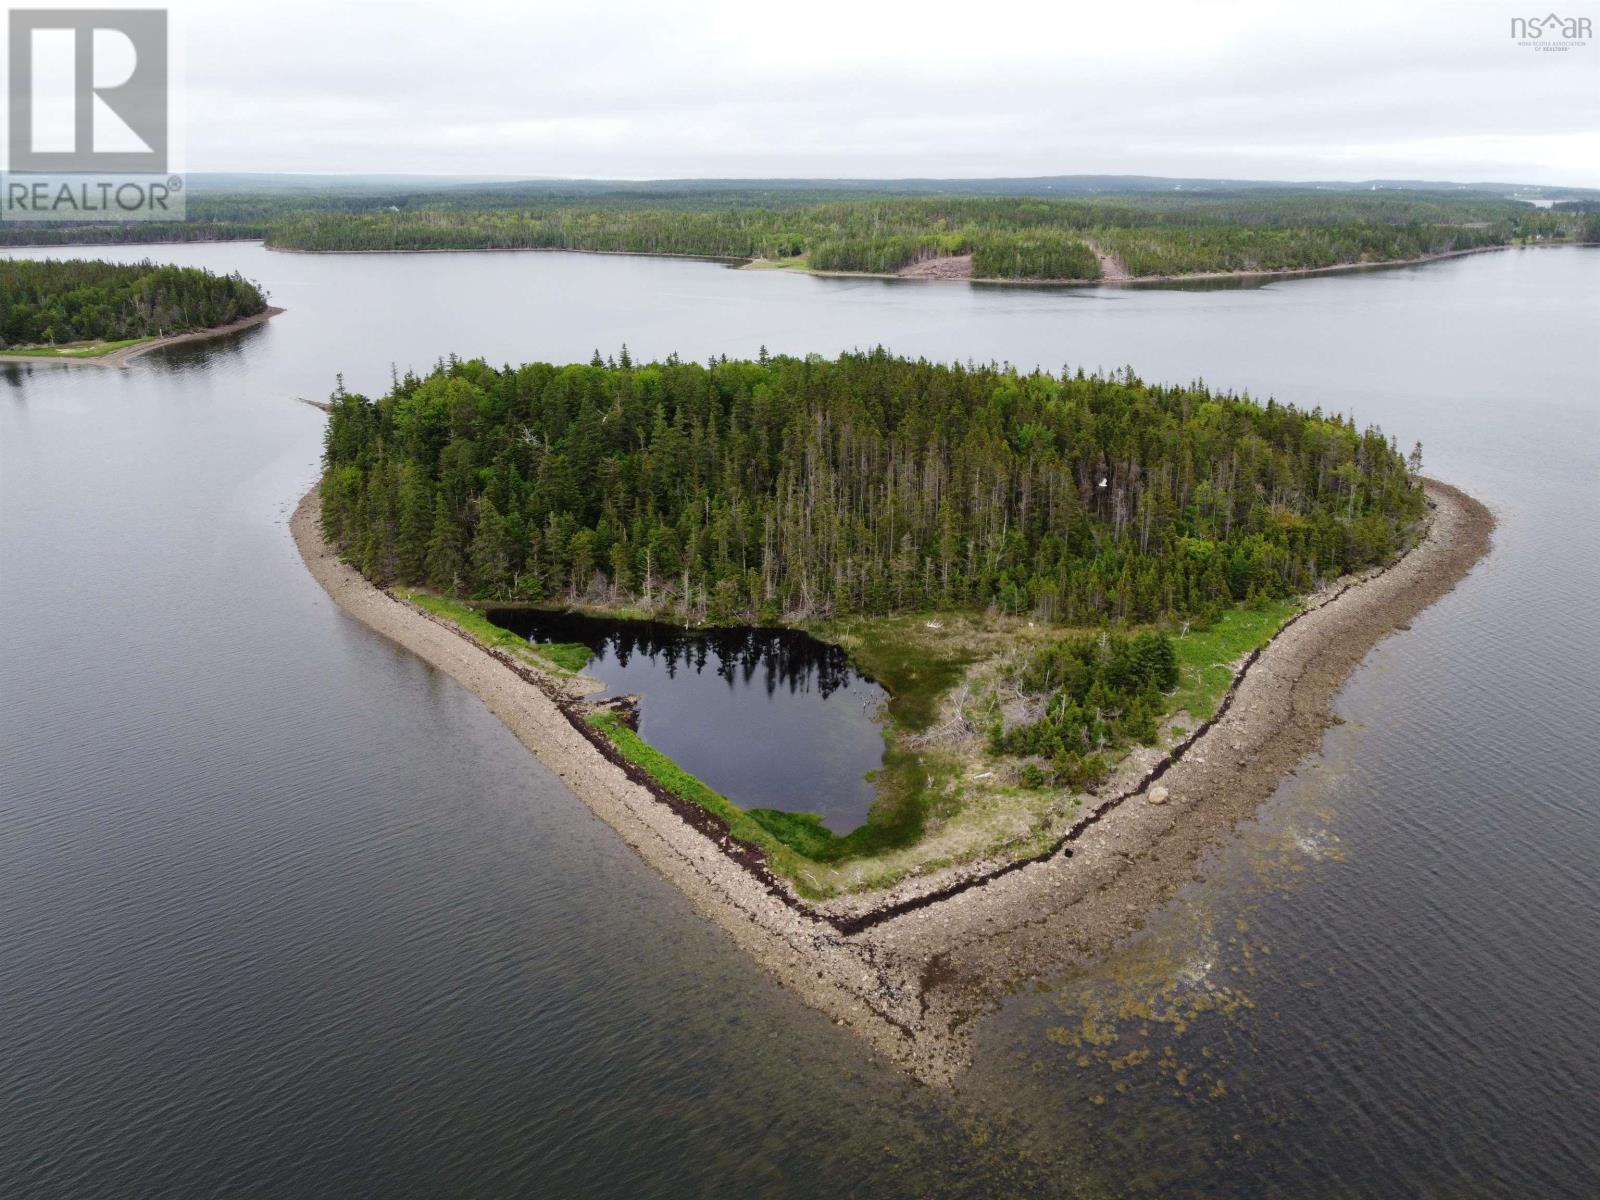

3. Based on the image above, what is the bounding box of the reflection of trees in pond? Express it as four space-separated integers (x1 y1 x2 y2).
489 609 860 700
602 625 855 699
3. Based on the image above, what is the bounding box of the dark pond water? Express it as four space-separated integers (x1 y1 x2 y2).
2 241 1596 1198
486 608 886 831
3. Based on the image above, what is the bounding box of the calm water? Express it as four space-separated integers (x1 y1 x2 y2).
2 243 1596 1198
486 608 886 831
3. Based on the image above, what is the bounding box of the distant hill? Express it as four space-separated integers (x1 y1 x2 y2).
184 172 1600 202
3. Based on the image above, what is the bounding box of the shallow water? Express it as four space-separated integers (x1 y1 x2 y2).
486 608 887 831
1 242 1596 1198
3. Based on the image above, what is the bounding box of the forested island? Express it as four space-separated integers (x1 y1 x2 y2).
316 351 1427 892
4 178 1596 282
0 258 269 354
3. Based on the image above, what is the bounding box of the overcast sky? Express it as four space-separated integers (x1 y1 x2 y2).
166 0 1596 186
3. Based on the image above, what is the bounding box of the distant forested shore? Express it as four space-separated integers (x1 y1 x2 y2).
4 183 1596 282
319 350 1425 627
0 258 268 348
262 194 1566 279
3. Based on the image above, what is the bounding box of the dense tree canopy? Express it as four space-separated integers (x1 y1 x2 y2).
265 194 1527 279
3 184 1589 279
320 351 1424 629
0 258 267 346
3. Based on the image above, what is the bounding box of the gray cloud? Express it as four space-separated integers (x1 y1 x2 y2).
176 0 1600 185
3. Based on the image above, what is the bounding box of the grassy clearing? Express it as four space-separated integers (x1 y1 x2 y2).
2 337 149 358
742 256 811 271
398 588 591 674
1168 598 1300 721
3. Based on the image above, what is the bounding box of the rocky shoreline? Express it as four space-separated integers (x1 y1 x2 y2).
291 477 1492 1086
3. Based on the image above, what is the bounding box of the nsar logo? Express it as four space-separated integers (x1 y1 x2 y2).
1510 11 1592 50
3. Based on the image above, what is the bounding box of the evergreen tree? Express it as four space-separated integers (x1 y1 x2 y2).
425 495 463 592
321 351 1424 623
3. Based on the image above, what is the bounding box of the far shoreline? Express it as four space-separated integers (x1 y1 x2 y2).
0 306 284 370
262 236 1587 289
253 234 1596 286
7 235 1591 291
761 239 1595 288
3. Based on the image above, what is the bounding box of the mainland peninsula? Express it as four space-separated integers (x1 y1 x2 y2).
295 351 1492 1081
5 179 1597 285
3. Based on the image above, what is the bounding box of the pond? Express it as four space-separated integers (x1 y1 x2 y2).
485 608 888 832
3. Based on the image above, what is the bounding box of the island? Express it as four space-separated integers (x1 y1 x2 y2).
295 350 1493 1083
0 258 280 368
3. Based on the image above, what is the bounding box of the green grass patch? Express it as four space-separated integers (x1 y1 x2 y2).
399 588 590 674
743 256 811 271
3 337 149 358
814 612 976 732
1168 598 1300 721
532 641 592 671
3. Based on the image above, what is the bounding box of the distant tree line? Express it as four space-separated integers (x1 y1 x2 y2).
319 350 1424 629
0 221 269 248
4 187 1589 279
262 196 1532 279
0 258 267 346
